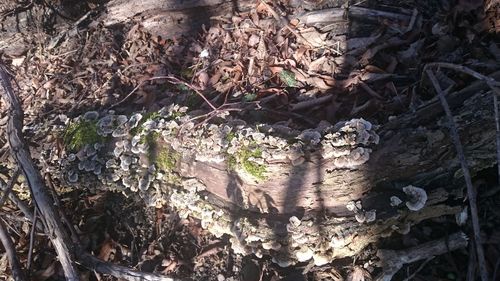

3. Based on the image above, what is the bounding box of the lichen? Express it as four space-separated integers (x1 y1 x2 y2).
63 120 103 151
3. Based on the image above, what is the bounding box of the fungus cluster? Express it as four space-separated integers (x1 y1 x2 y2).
56 105 380 266
320 119 379 168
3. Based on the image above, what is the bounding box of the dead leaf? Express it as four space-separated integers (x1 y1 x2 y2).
98 237 116 261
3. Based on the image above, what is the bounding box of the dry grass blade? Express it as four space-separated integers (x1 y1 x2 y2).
425 69 488 281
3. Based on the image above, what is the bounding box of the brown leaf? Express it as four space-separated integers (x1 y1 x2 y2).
98 237 116 261
197 72 210 90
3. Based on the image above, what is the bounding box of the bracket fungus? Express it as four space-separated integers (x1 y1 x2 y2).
402 185 428 211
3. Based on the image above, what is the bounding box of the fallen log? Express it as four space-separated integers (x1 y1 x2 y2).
42 70 498 267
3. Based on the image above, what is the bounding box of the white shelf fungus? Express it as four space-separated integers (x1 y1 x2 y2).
402 185 427 211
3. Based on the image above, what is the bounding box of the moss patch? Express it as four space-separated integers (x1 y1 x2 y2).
140 131 180 173
156 147 180 172
63 120 103 151
228 146 266 180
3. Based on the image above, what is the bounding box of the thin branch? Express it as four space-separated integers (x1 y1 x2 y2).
495 94 500 189
425 69 488 281
424 62 500 88
0 219 27 281
0 177 42 231
402 257 433 281
110 75 217 110
78 253 183 281
375 232 468 281
27 207 38 270
0 61 81 280
0 61 188 281
0 168 20 208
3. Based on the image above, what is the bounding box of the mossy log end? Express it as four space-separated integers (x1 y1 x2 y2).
51 73 498 266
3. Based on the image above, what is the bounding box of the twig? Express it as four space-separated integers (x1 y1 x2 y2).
110 75 217 110
27 207 38 270
0 218 27 281
402 257 433 281
424 62 500 88
291 94 333 111
405 8 418 33
79 253 182 281
0 61 81 280
375 232 468 281
495 94 500 190
0 177 42 231
425 69 488 281
467 242 476 281
0 168 20 208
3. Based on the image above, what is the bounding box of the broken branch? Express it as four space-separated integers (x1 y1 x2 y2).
426 69 488 281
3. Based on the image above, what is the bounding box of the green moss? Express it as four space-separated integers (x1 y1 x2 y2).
239 147 266 179
63 120 103 151
156 147 180 172
226 131 236 143
227 146 266 180
139 130 179 173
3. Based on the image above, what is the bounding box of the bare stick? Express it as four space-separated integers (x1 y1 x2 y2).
79 253 183 281
0 62 80 280
0 168 20 208
375 232 468 281
426 69 488 281
402 257 433 281
495 94 500 190
424 63 500 185
291 94 333 111
0 177 41 231
424 62 500 88
110 75 217 110
27 207 38 270
0 62 189 281
0 218 27 281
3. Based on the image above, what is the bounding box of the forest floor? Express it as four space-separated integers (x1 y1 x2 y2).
0 0 499 280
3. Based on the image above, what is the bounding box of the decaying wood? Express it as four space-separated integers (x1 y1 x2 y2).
103 0 255 38
102 0 412 40
426 69 488 281
295 6 411 26
34 69 496 268
375 232 468 281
